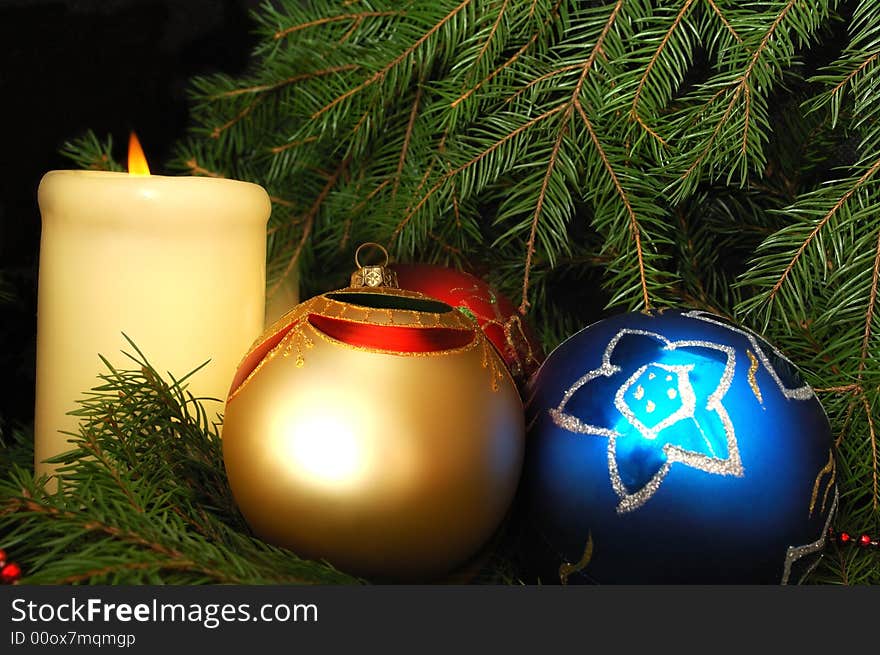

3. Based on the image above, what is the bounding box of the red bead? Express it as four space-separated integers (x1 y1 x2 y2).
1 563 21 584
837 531 851 545
858 534 872 548
0 548 6 567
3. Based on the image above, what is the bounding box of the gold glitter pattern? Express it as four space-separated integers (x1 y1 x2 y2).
479 334 506 392
228 319 306 403
280 321 315 367
559 533 594 585
746 349 763 403
307 318 480 358
449 282 543 381
229 286 512 402
809 449 836 517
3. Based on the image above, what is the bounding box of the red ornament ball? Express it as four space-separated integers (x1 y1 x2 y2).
392 263 544 387
1 562 21 584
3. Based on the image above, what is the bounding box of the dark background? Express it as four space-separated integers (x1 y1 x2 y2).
0 0 263 438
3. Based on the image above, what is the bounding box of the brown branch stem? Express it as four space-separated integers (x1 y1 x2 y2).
274 11 401 40
313 0 472 119
576 101 650 309
267 157 351 299
768 156 880 302
859 391 879 510
631 0 697 121
829 53 878 98
520 115 569 313
704 0 743 42
389 104 565 243
395 84 423 196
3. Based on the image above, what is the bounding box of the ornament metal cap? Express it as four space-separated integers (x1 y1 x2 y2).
350 242 399 288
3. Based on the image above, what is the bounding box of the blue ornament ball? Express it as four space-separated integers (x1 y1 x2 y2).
521 309 837 584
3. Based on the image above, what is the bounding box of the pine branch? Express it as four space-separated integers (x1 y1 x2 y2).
451 1 558 110
630 0 698 146
273 10 403 41
312 0 474 119
268 156 351 299
704 0 743 43
521 115 569 313
394 83 424 196
60 131 123 171
390 103 566 243
750 155 880 313
576 101 651 310
0 342 361 585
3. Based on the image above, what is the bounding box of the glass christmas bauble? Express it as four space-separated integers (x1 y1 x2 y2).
222 246 525 582
521 309 837 584
392 263 544 388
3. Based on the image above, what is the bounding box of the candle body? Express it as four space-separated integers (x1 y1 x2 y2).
35 170 271 478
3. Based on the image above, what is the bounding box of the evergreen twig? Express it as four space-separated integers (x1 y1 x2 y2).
0 342 360 585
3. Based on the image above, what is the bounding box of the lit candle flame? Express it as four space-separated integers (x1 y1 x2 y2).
128 132 151 176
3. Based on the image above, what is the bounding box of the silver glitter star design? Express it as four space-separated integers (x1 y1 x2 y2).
550 328 744 514
781 491 838 585
682 310 814 400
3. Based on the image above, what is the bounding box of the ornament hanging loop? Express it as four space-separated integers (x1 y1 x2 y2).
351 242 399 289
354 242 390 269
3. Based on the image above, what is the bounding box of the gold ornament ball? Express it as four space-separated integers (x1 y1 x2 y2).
222 284 526 582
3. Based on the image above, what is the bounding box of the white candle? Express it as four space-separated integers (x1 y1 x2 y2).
34 162 271 478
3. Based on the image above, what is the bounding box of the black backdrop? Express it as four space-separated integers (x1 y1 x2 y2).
0 0 261 436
